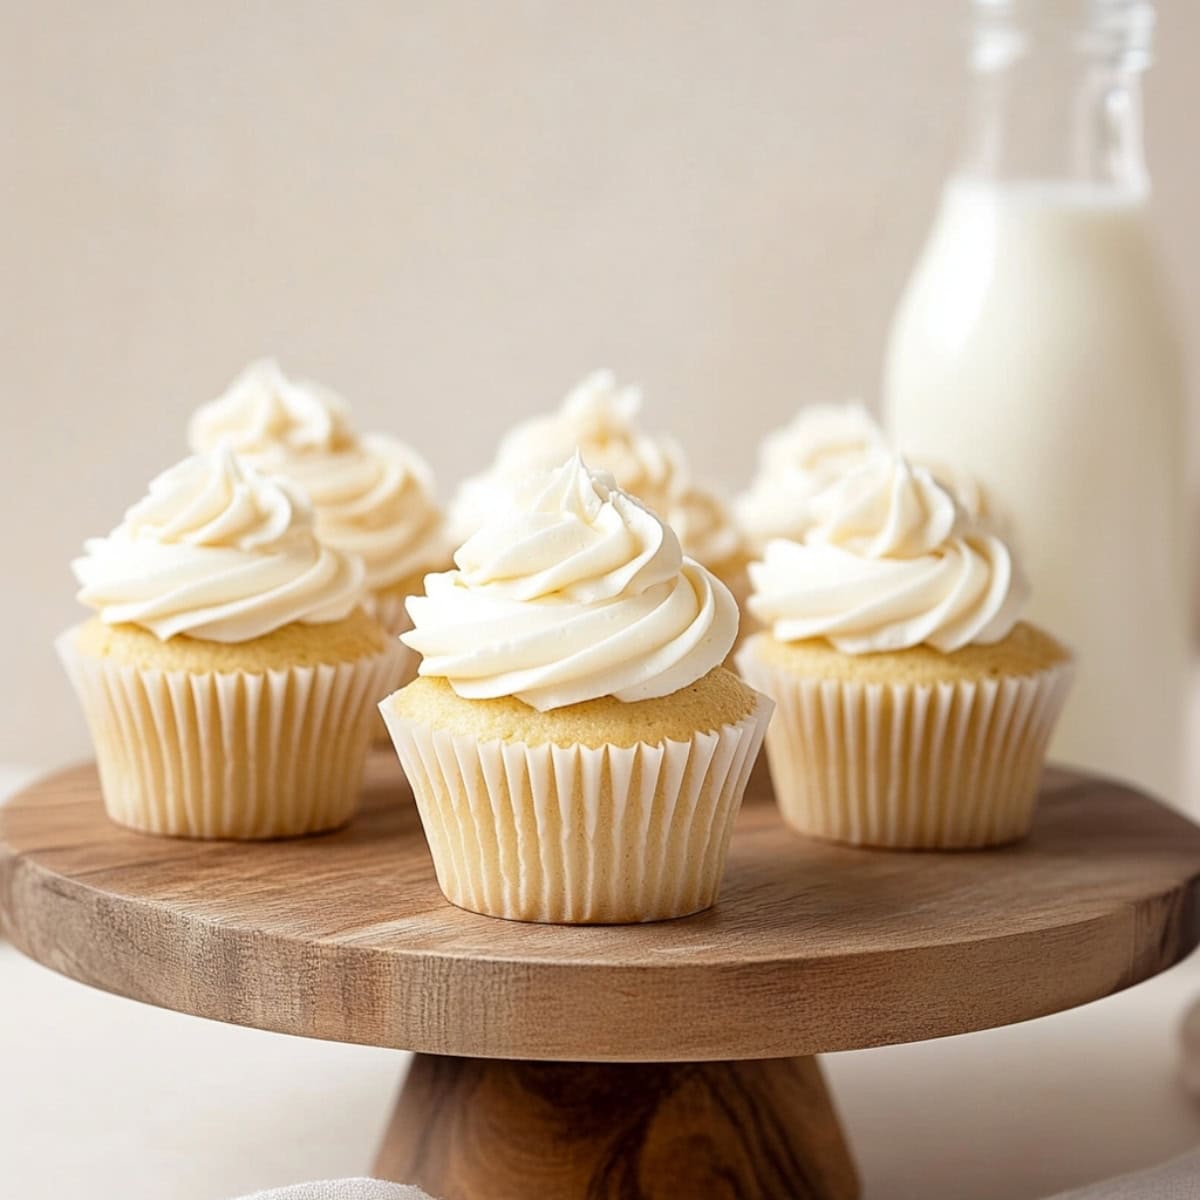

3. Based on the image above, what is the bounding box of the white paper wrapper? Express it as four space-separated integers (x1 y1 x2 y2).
58 627 406 840
737 636 1074 849
380 694 773 923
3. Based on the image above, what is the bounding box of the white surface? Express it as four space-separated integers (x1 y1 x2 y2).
1 940 1199 1200
1048 1149 1200 1199
0 942 400 1200
240 1181 432 1200
831 960 1200 1199
0 766 38 807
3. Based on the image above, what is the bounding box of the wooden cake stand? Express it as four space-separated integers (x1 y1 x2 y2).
3 752 1200 1199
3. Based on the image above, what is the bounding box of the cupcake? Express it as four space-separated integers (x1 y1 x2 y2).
736 454 1072 850
188 360 448 663
62 445 405 839
382 453 772 923
449 370 748 606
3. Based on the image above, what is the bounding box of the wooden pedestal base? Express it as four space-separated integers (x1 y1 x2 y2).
373 1054 859 1200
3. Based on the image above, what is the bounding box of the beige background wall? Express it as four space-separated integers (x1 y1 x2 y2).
3 0 1197 769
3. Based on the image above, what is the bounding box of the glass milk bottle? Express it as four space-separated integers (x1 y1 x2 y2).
884 0 1188 803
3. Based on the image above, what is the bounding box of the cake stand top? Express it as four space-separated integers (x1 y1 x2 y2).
2 753 1198 1062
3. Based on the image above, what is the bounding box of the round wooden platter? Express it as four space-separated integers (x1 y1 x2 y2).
2 752 1198 1062
4 754 1200 1200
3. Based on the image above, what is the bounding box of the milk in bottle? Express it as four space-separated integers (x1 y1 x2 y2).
884 0 1187 801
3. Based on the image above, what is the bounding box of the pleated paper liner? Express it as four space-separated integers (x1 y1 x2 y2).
381 693 773 924
737 635 1073 849
58 626 407 840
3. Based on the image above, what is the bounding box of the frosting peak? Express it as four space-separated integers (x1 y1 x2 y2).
455 454 680 605
74 445 366 642
557 368 644 437
748 456 1027 654
405 455 738 710
187 359 354 458
759 403 886 478
809 454 958 559
737 402 996 547
449 371 742 568
736 403 888 548
189 362 446 592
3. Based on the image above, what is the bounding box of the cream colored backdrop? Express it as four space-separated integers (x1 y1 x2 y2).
3 0 1196 769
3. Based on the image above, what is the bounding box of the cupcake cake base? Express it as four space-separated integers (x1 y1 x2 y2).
381 670 771 923
738 625 1074 850
59 613 406 840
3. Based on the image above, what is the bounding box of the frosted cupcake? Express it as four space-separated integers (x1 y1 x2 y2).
189 360 448 660
737 454 1072 850
62 445 405 839
449 370 747 603
382 454 772 924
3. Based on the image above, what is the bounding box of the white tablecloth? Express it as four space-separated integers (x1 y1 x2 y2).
2 937 1199 1200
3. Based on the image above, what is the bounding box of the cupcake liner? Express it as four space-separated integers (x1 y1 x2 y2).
737 637 1073 849
58 626 406 840
380 693 773 923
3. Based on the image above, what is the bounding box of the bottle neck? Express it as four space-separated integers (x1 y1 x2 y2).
959 0 1153 195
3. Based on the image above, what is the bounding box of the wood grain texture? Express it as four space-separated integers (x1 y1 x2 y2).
1 751 1199 1060
373 1054 858 1200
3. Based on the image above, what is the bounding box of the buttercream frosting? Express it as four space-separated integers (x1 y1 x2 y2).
74 445 366 642
405 454 739 710
187 359 353 457
747 455 1027 654
449 371 741 568
189 360 446 591
736 403 889 547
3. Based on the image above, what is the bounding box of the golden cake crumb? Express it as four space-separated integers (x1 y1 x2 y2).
749 621 1070 685
74 608 390 673
385 667 758 748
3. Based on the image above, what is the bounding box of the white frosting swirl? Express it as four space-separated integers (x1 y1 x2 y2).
658 476 743 571
187 359 353 456
449 370 741 568
913 456 993 525
736 403 888 547
405 455 739 711
74 446 366 642
189 360 446 591
748 456 1027 654
270 434 445 590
